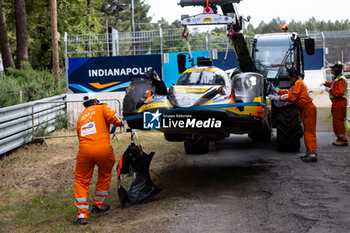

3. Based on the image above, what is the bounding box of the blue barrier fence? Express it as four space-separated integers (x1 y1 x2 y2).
68 49 323 93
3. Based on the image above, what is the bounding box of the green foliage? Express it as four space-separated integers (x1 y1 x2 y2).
33 123 51 137
57 0 104 34
55 111 68 130
246 17 350 34
13 191 76 231
3 0 106 69
33 111 68 137
2 0 350 75
0 76 21 107
102 0 152 31
0 62 65 108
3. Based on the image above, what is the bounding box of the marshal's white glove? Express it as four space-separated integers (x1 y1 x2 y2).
325 87 331 92
269 84 280 94
320 82 326 87
268 94 280 101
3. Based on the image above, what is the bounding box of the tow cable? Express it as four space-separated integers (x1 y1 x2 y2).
223 27 235 65
182 26 193 60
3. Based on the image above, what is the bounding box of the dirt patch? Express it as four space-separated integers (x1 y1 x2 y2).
0 137 77 192
1 120 350 232
0 131 185 233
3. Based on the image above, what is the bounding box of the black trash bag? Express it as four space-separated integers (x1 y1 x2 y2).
117 143 161 207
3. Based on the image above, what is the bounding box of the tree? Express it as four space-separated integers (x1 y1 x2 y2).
22 0 104 69
101 0 125 28
245 23 255 36
86 0 93 54
245 17 350 35
0 3 15 70
102 0 152 32
14 0 28 68
50 0 59 84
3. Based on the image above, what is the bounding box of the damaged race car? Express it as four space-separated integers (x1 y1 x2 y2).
116 133 161 208
123 57 271 154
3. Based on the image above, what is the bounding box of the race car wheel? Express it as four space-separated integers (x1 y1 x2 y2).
248 127 272 143
184 134 209 154
275 104 301 152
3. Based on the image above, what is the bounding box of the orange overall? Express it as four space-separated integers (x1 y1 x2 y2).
278 78 317 153
74 104 122 219
325 75 348 141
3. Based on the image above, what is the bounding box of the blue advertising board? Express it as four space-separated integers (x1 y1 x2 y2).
303 48 323 70
68 55 162 93
68 49 323 93
213 51 241 71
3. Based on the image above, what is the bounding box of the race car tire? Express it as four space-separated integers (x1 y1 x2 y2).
184 134 209 154
164 133 186 142
248 127 272 143
275 104 301 152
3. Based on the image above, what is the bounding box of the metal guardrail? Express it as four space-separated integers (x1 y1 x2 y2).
65 98 121 127
0 95 66 155
0 95 122 155
30 98 122 145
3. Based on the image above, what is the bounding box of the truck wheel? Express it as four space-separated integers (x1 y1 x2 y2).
276 105 301 152
184 134 209 154
164 133 186 142
248 127 272 143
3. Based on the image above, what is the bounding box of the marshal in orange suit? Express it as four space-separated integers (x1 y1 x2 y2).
73 93 123 225
322 63 348 146
269 67 318 162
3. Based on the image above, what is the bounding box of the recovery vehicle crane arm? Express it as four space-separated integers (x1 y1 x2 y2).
179 0 254 72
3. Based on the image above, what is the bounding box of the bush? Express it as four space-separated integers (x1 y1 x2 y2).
0 62 66 108
0 77 21 107
54 111 68 130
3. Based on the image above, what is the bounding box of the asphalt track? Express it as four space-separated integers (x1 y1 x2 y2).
162 128 350 233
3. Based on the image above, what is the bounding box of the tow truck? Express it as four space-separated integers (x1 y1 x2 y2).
122 0 315 153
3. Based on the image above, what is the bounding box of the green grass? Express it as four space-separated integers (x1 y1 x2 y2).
0 187 82 232
316 107 332 132
15 192 74 230
317 107 350 134
2 118 347 232
0 130 184 233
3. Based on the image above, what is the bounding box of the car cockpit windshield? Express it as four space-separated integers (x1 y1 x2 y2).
177 68 227 86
